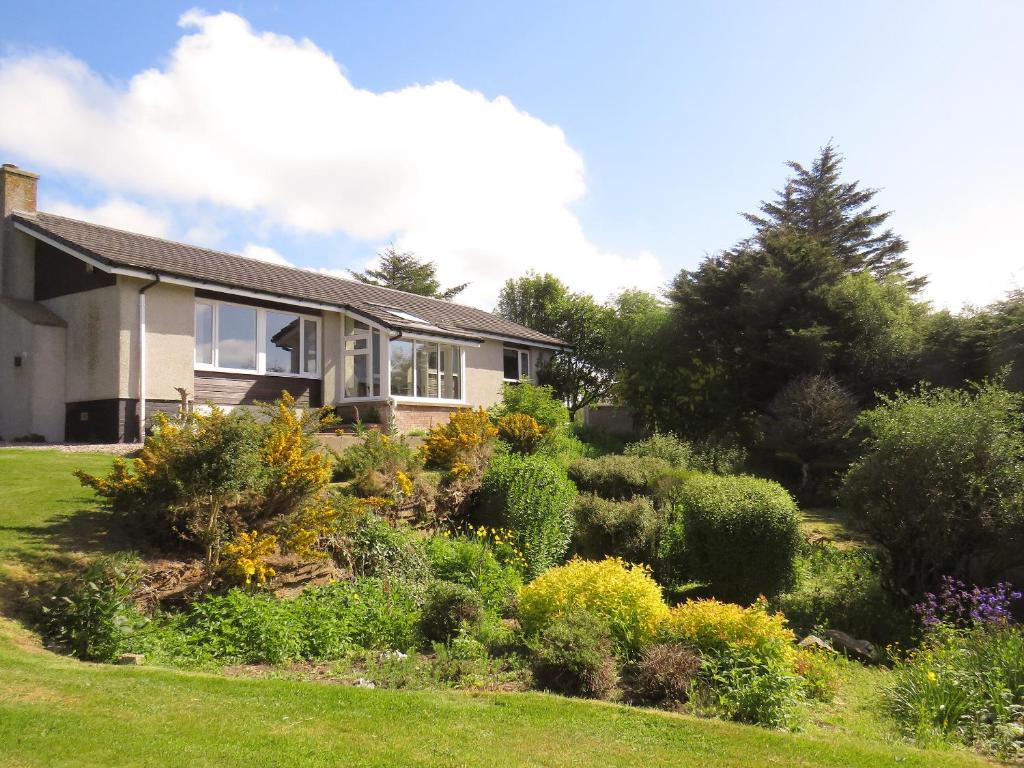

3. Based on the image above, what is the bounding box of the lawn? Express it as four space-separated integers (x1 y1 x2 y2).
0 448 992 768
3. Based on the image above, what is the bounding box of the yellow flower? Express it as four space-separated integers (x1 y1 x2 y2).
927 670 937 682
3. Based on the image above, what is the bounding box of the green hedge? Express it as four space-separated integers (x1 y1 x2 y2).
567 455 673 500
481 453 577 576
572 493 663 563
663 474 800 603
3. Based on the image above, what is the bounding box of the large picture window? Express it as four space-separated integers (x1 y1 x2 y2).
194 299 319 377
342 315 382 399
389 338 462 401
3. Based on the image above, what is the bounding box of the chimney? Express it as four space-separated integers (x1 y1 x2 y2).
1 164 39 298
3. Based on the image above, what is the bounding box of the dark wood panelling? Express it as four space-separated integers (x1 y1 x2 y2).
35 241 116 300
194 371 322 407
195 288 323 316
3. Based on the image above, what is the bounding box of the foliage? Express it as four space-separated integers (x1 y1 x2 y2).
528 611 619 699
794 648 842 703
343 513 430 582
496 272 617 418
518 557 670 656
221 530 277 587
491 379 570 430
841 379 1024 599
75 394 336 568
632 643 702 705
913 576 1021 630
571 493 662 564
687 437 748 475
185 589 302 664
422 408 498 470
771 542 908 646
662 474 800 603
480 453 577 576
756 374 858 503
337 430 422 498
349 245 468 299
887 624 1024 758
425 533 523 613
497 413 547 454
419 581 484 643
662 599 796 667
37 554 145 662
624 431 692 468
567 455 673 500
694 645 802 729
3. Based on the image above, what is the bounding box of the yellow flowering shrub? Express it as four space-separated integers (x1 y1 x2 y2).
263 392 335 517
222 530 278 586
497 413 547 454
518 557 670 655
662 598 796 664
422 408 498 469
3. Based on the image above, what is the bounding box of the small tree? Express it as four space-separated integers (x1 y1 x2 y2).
841 379 1024 600
351 245 468 300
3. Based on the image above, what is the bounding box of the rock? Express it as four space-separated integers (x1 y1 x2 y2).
354 678 376 689
798 634 836 653
822 629 877 662
116 653 145 666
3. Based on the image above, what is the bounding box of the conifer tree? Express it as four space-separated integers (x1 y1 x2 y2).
351 246 468 300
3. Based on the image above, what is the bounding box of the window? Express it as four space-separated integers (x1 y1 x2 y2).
390 339 462 400
368 303 430 324
342 314 382 398
194 299 319 376
503 347 531 382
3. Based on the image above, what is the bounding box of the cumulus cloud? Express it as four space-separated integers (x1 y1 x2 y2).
0 11 662 307
241 243 291 266
45 197 171 238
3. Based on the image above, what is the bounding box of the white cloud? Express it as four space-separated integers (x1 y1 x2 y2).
241 243 290 266
45 197 171 239
0 11 662 307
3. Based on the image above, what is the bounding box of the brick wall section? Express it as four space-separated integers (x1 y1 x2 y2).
393 403 471 432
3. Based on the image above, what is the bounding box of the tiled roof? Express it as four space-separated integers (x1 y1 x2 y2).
14 211 566 348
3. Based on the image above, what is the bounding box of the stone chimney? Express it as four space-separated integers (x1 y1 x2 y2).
0 164 39 298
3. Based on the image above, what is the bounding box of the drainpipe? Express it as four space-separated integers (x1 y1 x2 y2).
137 275 161 441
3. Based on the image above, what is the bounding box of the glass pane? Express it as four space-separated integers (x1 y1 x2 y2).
372 329 381 396
304 319 317 373
344 354 369 398
416 341 439 398
390 339 413 396
195 303 213 365
503 348 520 380
452 346 462 399
265 311 300 374
218 304 257 370
520 350 530 378
439 344 461 399
344 315 369 351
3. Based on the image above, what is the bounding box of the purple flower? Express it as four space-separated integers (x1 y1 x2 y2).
913 576 1021 629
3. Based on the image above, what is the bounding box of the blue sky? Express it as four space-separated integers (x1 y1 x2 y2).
1 1 1022 309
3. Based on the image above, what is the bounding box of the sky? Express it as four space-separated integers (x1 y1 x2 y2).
0 1 1021 310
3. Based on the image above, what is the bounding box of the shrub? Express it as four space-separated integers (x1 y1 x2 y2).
38 554 145 662
529 611 618 699
624 432 692 468
185 590 302 664
633 643 701 704
491 380 569 431
572 493 662 563
887 624 1024 757
337 430 422 498
480 453 577 576
694 645 802 728
841 380 1024 600
663 474 800 603
422 408 498 470
518 557 669 656
771 542 908 646
497 413 547 454
662 599 796 667
688 437 748 476
344 514 430 582
426 534 522 613
420 581 484 643
567 455 673 500
794 647 841 703
913 576 1022 630
221 530 277 587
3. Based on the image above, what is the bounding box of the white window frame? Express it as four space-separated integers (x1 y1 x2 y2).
194 298 321 379
387 335 468 406
340 313 386 402
503 346 532 383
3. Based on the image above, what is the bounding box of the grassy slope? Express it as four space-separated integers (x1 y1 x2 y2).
0 449 990 768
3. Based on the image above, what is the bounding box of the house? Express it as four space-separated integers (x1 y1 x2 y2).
0 164 566 442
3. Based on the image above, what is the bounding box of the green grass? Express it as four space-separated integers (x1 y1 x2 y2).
799 507 873 550
0 449 992 767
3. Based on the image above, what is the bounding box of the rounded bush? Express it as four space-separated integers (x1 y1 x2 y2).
633 643 702 704
572 493 662 563
425 534 523 613
664 474 800 603
480 453 577 576
567 455 673 500
419 581 484 643
497 413 546 454
662 598 795 666
624 432 693 468
529 611 618 699
518 557 670 656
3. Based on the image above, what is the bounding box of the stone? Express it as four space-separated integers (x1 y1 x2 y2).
798 634 836 653
115 653 145 666
354 678 376 689
822 629 877 662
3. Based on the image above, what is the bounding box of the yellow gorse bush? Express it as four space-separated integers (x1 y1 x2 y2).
422 408 498 469
518 557 670 655
265 392 334 498
663 598 796 663
222 530 278 586
497 413 547 454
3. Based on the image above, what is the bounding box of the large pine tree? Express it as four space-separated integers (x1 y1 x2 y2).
743 143 923 291
350 246 468 300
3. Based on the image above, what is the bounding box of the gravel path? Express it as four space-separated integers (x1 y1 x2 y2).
0 443 142 454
